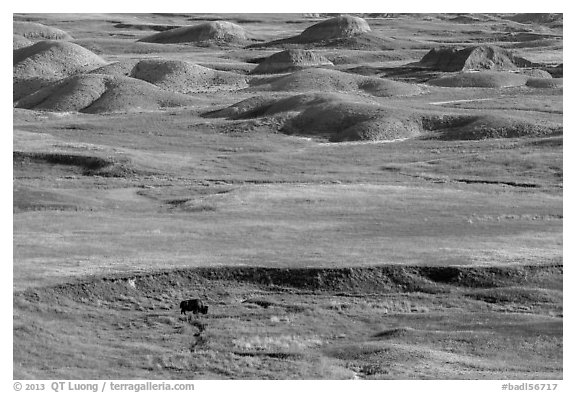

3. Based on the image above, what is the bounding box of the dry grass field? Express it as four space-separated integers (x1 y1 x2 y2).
12 12 562 379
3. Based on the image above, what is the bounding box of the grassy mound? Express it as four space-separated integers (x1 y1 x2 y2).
518 69 553 78
90 58 248 94
251 15 407 50
15 74 199 114
13 34 32 50
209 93 554 142
299 15 371 42
13 40 107 100
251 49 333 74
505 13 563 26
427 71 529 88
425 114 561 140
526 78 563 89
419 45 533 72
13 21 72 41
130 59 248 94
138 21 249 45
205 93 423 142
250 68 423 97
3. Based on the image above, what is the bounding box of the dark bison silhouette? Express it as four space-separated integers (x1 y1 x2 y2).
180 299 208 315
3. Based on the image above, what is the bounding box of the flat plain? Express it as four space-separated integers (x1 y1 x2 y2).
13 13 562 379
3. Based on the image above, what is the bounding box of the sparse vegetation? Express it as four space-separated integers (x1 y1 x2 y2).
13 266 562 379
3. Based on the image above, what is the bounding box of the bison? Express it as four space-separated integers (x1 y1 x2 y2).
180 299 208 315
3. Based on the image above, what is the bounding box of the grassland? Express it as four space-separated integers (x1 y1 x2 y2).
12 12 562 379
